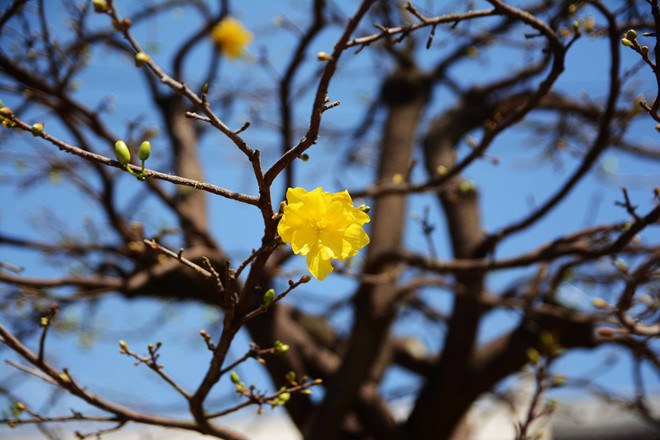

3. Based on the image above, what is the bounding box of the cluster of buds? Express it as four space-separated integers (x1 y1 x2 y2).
114 140 151 180
621 29 649 56
0 101 15 128
273 340 290 354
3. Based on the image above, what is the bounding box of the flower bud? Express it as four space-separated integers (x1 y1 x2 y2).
0 107 12 118
138 140 151 161
300 275 311 283
92 0 108 13
118 340 128 351
591 298 609 309
300 153 310 162
621 38 633 47
597 328 615 336
357 204 371 213
625 29 637 40
230 371 240 384
551 375 567 387
262 289 275 307
135 52 151 67
31 122 44 136
613 258 628 273
58 372 71 383
114 140 131 165
317 51 333 61
641 46 649 56
285 371 296 383
526 347 541 365
278 392 291 403
40 316 49 327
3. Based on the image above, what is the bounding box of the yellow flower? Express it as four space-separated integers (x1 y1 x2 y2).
210 17 253 58
278 187 370 280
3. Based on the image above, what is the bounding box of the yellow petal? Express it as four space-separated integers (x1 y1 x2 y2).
290 226 317 256
306 245 333 280
286 187 308 205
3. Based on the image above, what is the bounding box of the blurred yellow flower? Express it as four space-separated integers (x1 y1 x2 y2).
278 187 370 280
210 17 253 58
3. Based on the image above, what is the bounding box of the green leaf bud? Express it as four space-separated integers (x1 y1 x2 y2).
138 140 151 161
621 38 633 47
278 392 291 403
625 29 637 40
230 371 240 384
114 140 131 165
31 122 44 136
135 52 151 67
357 204 371 213
300 153 309 162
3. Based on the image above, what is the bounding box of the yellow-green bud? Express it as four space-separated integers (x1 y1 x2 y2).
31 122 44 136
614 258 628 273
300 153 310 162
118 340 128 351
621 38 633 47
230 371 240 384
58 372 71 383
358 204 371 213
551 375 567 387
135 52 150 67
572 21 579 32
114 140 131 165
286 371 296 383
92 0 108 13
591 298 609 309
274 340 290 354
641 46 649 56
656 124 660 133
263 289 275 307
40 316 49 327
279 392 291 403
138 140 151 161
626 29 637 40
317 51 333 61
235 382 245 393
0 107 12 118
526 347 541 365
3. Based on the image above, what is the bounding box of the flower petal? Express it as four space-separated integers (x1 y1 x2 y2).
306 244 334 280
